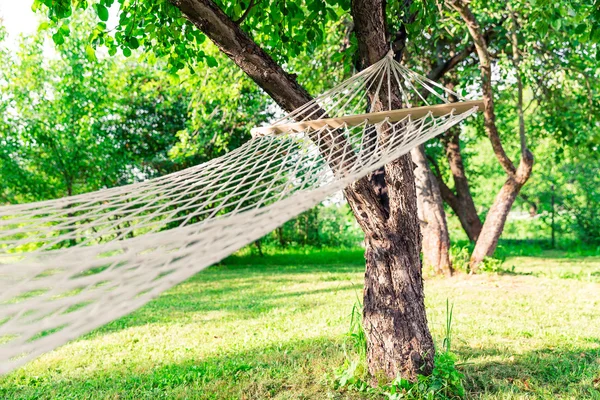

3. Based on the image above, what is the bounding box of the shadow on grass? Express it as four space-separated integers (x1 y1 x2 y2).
221 248 365 267
1 337 352 400
199 263 366 283
4 249 598 399
92 256 364 335
457 343 600 398
4 337 599 399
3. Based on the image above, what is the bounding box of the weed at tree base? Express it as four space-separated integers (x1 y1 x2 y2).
333 299 465 399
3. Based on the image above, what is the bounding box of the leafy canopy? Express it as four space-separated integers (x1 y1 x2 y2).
32 0 354 73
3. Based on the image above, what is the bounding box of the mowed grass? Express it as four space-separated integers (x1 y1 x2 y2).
1 248 600 399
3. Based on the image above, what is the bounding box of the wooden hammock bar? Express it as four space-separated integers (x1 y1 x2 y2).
251 100 484 136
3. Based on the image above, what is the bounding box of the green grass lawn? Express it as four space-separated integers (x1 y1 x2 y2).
1 247 600 399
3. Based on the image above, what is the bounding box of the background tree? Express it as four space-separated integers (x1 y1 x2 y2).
1 23 132 201
0 15 275 202
407 0 600 268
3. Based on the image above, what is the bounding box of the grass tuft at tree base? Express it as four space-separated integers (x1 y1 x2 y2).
334 299 466 399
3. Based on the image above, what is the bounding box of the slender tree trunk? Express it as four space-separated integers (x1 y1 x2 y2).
423 33 502 245
448 1 534 269
254 239 264 256
470 170 528 263
65 179 77 247
439 125 482 242
170 0 434 380
412 145 452 276
276 227 285 247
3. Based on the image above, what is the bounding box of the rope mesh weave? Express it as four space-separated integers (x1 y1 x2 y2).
0 54 479 374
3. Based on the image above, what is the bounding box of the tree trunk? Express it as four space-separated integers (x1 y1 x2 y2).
423 32 501 244
412 145 452 276
469 10 534 267
348 0 434 381
170 0 434 381
276 227 285 247
470 172 527 263
344 156 435 381
439 125 482 242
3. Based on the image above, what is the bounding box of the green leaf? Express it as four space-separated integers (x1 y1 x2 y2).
52 32 65 45
123 47 132 57
575 23 587 35
85 45 97 62
537 20 549 37
38 22 51 32
128 37 140 49
205 56 218 68
592 25 600 43
326 7 337 20
59 23 70 36
31 0 43 12
96 4 109 22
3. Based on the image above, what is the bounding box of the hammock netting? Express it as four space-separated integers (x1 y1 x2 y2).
0 53 480 374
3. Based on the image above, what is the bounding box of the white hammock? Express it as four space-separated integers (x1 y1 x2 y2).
0 53 481 374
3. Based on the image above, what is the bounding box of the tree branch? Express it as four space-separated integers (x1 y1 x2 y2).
519 193 538 216
391 0 417 60
169 0 309 112
427 20 504 82
434 171 459 212
509 9 527 158
233 0 256 25
168 0 357 175
426 153 459 211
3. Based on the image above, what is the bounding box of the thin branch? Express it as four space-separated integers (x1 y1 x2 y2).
234 0 256 25
426 153 443 179
339 18 354 52
509 9 528 158
519 193 538 216
427 19 505 82
425 153 458 206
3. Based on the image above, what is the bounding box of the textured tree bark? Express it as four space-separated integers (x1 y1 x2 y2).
348 0 435 381
469 165 530 263
412 145 453 276
344 156 435 381
448 0 534 269
170 0 434 380
439 125 482 242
